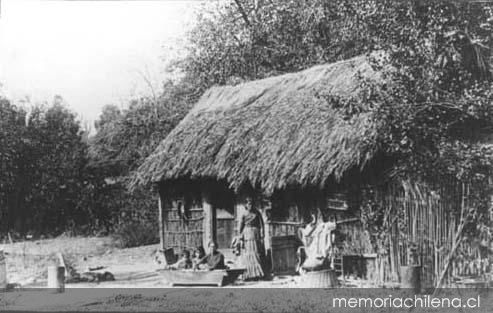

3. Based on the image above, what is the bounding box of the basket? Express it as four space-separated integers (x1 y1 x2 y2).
299 269 338 288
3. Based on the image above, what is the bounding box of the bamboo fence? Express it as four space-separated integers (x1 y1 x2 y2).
376 179 487 288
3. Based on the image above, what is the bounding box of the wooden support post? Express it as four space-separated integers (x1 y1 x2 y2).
262 210 271 251
489 177 493 221
202 191 216 249
158 192 165 251
259 199 273 276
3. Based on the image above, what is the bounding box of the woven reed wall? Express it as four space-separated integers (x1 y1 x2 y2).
162 198 204 252
372 180 486 288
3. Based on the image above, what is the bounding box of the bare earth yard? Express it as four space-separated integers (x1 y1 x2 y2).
0 236 302 311
1 237 489 312
0 236 297 289
0 236 157 287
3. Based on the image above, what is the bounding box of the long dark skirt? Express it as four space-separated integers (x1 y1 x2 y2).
242 226 265 280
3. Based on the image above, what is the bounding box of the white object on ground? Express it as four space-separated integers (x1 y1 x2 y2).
47 266 65 292
0 250 7 289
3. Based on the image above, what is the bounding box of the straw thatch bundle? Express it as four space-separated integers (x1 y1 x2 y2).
134 55 380 194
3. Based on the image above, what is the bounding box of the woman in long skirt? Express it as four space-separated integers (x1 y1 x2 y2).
239 197 265 280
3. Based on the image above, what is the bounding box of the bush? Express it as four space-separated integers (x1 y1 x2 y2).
112 219 159 249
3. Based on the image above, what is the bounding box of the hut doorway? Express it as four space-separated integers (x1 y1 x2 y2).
208 186 236 250
215 207 235 249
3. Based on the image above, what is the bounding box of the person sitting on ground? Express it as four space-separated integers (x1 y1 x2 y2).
166 249 193 270
192 246 206 269
195 241 226 270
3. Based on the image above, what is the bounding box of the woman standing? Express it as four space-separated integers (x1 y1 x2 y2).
239 197 265 280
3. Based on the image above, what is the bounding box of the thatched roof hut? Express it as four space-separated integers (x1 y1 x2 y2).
133 54 493 285
135 55 380 194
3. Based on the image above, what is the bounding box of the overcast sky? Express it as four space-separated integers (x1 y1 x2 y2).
0 0 201 128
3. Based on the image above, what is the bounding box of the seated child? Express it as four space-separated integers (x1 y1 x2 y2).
167 249 193 270
192 246 206 269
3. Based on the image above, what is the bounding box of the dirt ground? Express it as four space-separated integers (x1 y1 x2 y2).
1 237 492 312
0 236 300 289
1 236 123 287
0 236 308 311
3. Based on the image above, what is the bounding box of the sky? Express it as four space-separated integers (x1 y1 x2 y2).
0 0 202 129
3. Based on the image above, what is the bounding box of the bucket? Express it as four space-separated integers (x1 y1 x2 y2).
0 251 7 290
400 265 421 292
47 266 65 293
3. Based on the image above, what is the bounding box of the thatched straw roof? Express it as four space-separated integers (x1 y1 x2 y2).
134 55 380 194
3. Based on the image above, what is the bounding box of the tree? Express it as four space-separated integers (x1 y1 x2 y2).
0 96 96 236
0 98 27 233
90 80 195 177
175 0 425 94
25 101 91 234
88 81 196 246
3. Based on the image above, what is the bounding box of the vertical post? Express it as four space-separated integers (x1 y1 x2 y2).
57 267 65 293
56 252 67 278
259 197 272 275
261 208 271 251
47 266 65 293
489 177 493 222
0 251 7 289
158 192 165 251
202 190 216 248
